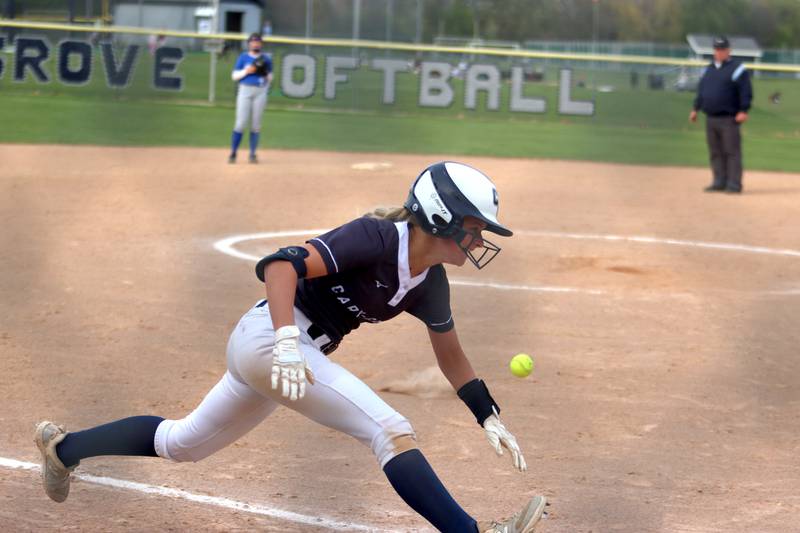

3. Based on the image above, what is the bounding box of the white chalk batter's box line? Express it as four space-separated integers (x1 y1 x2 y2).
213 229 800 297
0 457 401 532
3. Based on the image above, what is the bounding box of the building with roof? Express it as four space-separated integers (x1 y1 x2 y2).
113 0 263 37
686 34 762 63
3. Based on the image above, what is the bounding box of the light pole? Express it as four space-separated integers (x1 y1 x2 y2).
415 0 423 44
471 0 478 41
415 0 423 64
386 0 393 43
209 0 219 103
353 0 361 41
305 0 312 53
591 0 599 93
592 0 599 54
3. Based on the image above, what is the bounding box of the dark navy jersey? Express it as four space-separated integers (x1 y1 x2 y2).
693 59 752 116
294 217 454 348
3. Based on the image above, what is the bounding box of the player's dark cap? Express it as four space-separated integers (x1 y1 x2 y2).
248 32 263 42
712 36 730 49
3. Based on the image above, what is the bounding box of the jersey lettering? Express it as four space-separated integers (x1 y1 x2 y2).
296 218 453 346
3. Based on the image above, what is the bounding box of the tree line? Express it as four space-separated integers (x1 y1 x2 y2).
265 0 800 49
9 1 799 49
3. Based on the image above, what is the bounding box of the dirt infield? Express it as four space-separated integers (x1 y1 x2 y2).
1 144 799 532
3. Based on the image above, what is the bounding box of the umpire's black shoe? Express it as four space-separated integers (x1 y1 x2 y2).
724 188 742 194
228 153 236 164
704 185 725 192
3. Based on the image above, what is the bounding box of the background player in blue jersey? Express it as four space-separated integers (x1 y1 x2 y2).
229 33 273 164
34 162 547 532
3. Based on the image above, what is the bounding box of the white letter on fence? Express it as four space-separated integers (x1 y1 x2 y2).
281 54 316 99
558 69 594 116
465 64 500 110
510 67 545 113
371 59 408 104
325 56 358 100
419 62 453 107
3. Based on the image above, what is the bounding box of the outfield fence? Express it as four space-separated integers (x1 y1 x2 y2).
2 20 799 140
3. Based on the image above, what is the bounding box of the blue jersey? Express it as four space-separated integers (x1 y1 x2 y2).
234 52 272 88
294 217 454 350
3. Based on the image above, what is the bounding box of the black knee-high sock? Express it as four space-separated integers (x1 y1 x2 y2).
383 449 477 533
56 416 164 468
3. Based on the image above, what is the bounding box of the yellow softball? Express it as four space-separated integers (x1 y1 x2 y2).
509 353 534 378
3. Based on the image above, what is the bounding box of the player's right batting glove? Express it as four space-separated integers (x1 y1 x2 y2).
483 407 527 472
271 325 315 401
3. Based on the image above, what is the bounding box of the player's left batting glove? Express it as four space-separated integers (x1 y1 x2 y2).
271 325 315 401
483 407 527 472
458 379 527 473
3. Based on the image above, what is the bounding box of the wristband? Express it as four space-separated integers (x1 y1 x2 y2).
457 378 500 426
275 325 300 342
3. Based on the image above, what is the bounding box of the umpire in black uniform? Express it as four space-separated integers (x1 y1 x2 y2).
689 36 753 194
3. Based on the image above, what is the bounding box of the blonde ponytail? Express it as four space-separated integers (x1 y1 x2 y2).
364 206 415 224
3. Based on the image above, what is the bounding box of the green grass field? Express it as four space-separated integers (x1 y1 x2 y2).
2 44 799 171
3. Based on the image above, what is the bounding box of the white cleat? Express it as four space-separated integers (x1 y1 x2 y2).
34 421 77 503
479 495 548 533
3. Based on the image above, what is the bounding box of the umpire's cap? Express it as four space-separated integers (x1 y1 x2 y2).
712 36 730 49
248 32 263 42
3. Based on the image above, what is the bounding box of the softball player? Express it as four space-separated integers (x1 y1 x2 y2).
229 33 272 164
34 162 547 532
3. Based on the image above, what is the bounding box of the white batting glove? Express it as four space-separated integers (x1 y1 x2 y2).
271 325 315 401
483 407 527 472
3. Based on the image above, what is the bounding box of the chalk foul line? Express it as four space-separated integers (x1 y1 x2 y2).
0 456 388 531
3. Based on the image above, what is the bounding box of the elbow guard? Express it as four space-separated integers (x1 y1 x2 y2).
256 246 310 282
457 378 500 426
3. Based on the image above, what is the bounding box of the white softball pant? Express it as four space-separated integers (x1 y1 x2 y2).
233 84 268 133
154 302 415 468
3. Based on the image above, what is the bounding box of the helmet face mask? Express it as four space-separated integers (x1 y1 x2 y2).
454 227 502 269
404 161 512 269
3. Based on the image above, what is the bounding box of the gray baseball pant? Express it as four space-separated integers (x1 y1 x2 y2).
705 115 743 192
234 84 268 133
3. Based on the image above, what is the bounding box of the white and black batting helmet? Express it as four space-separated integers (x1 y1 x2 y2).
404 161 512 268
